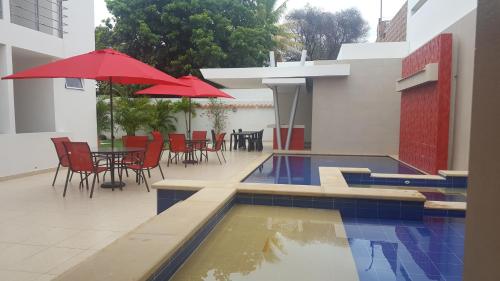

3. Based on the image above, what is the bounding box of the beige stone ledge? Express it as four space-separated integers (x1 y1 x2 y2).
425 201 467 211
319 167 349 188
338 167 371 174
152 179 210 191
322 187 426 202
54 187 236 281
438 170 469 177
237 182 324 196
371 173 445 180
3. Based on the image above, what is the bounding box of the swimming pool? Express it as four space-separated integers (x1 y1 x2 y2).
167 205 464 281
243 154 423 185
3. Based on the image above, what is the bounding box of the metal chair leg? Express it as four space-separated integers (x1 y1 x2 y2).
141 170 150 192
52 163 61 186
158 165 165 179
63 169 71 197
90 173 97 198
84 172 89 190
215 151 222 164
221 150 226 163
147 168 151 178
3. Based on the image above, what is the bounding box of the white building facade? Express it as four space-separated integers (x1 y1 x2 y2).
0 0 96 177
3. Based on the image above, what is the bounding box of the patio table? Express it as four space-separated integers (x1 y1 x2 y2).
230 131 260 151
185 139 210 164
92 147 145 188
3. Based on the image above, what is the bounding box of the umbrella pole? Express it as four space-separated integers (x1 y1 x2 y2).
109 77 114 151
188 97 192 139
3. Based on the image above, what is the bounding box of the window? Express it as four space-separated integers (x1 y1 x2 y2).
411 0 428 15
65 78 84 90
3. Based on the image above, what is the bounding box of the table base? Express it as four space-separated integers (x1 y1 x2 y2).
101 182 126 189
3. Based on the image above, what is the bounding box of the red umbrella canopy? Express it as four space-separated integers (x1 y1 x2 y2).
2 49 186 86
135 75 234 98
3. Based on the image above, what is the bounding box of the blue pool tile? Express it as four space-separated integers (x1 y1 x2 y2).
157 189 175 199
345 217 465 281
357 208 379 219
336 198 357 208
253 194 273 205
292 196 313 208
312 197 334 209
273 196 293 207
339 207 357 218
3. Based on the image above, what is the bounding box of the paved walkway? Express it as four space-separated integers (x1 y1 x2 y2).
0 146 270 281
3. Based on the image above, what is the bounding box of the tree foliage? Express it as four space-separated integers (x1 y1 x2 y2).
147 99 177 138
96 95 110 137
97 0 286 76
285 6 369 60
204 98 229 134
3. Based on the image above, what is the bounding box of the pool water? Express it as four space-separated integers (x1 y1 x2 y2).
168 205 464 281
169 205 359 281
346 216 464 281
243 154 423 186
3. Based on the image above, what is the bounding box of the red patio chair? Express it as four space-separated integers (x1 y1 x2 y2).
63 142 108 198
207 133 226 164
50 137 71 186
168 133 193 168
192 131 208 162
121 135 149 178
126 138 165 191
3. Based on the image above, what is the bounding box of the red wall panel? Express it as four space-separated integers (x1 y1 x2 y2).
273 128 305 150
399 34 452 174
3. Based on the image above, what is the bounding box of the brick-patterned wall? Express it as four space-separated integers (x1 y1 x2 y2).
399 34 453 174
377 2 407 42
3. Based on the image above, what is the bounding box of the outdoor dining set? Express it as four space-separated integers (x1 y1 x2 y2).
50 130 227 198
1 48 263 199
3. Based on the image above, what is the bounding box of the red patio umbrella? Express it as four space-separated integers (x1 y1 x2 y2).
2 49 187 149
135 75 234 137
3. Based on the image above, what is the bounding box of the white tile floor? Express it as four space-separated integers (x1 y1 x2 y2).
0 146 269 281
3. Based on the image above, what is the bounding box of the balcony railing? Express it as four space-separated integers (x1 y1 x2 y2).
9 0 66 38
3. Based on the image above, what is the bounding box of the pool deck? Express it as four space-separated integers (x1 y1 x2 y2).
52 150 469 281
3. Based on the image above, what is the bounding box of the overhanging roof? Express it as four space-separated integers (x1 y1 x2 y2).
201 64 350 89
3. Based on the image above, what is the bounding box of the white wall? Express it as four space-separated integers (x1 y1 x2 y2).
175 108 275 142
165 88 274 141
12 51 55 133
0 132 72 177
337 42 410 60
311 59 402 155
0 0 96 177
407 0 477 51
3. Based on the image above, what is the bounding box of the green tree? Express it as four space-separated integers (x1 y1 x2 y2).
96 95 110 137
285 6 369 60
173 97 199 135
113 85 152 136
204 98 228 134
98 0 287 76
147 99 177 138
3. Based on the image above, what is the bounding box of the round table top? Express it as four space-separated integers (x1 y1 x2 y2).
92 147 145 154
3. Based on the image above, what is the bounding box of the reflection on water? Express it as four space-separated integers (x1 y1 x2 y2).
169 205 359 281
344 217 465 281
243 155 422 186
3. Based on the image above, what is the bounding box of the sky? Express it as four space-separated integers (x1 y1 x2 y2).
94 0 407 42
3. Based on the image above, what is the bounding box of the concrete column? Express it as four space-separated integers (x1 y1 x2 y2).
463 0 500 280
0 44 16 134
